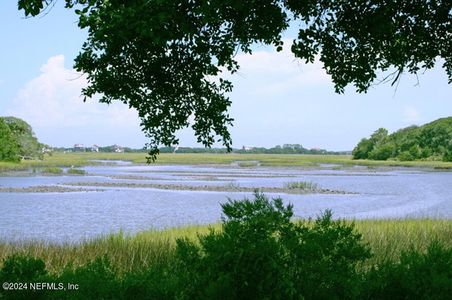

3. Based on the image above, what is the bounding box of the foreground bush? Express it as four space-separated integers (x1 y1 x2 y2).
362 241 452 300
1 193 451 299
176 193 370 299
0 255 49 299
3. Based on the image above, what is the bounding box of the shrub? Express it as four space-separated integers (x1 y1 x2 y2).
397 151 414 161
362 241 452 299
0 255 49 300
0 255 47 282
175 192 370 300
120 263 179 299
369 144 394 160
408 145 421 159
55 257 119 299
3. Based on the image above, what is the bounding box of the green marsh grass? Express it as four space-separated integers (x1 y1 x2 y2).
66 168 86 175
284 181 319 191
1 153 452 173
1 220 450 275
42 167 64 174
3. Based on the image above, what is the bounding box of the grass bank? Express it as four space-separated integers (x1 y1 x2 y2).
1 219 450 274
1 152 452 172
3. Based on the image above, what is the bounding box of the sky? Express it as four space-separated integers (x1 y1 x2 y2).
1 2 451 151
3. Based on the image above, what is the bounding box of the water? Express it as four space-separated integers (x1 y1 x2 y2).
0 163 451 243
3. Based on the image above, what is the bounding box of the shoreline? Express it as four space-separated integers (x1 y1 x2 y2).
1 153 451 173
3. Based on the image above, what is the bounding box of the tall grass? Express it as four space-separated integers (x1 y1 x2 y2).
355 219 452 265
1 220 450 275
42 167 64 174
66 168 86 175
1 152 452 173
284 181 319 191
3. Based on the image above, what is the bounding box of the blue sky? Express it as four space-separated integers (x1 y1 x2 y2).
1 2 451 151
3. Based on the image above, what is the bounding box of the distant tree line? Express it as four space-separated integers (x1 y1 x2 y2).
0 117 47 162
159 145 347 155
53 145 143 153
353 117 452 162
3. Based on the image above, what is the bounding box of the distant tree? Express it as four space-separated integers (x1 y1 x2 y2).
18 0 452 160
370 128 389 145
352 138 374 159
397 151 414 161
408 145 421 160
0 119 20 162
1 117 44 159
353 117 452 161
443 142 452 162
369 143 395 161
418 125 450 157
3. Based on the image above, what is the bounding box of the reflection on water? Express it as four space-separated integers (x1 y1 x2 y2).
0 163 451 243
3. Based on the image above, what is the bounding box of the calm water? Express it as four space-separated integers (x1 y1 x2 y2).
0 163 451 243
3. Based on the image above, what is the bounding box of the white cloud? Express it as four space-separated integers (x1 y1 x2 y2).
403 106 421 124
6 55 144 146
233 41 331 96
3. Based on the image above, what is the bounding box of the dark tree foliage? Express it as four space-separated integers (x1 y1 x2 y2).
18 0 452 161
353 117 452 161
0 119 20 162
1 117 45 159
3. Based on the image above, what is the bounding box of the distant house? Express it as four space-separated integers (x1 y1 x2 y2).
74 144 85 152
41 146 52 153
113 144 124 153
91 145 99 152
283 144 302 150
242 146 255 151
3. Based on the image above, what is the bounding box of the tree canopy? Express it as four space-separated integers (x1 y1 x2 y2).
352 117 452 162
0 117 46 161
0 118 20 162
18 0 452 160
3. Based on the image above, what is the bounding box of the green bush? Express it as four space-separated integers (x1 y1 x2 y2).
0 255 47 282
120 263 178 299
362 241 452 299
397 151 414 161
175 193 370 299
55 257 119 299
369 144 394 160
0 255 48 300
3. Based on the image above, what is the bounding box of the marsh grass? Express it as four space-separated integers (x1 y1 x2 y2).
42 167 64 174
1 220 450 275
1 153 452 173
235 160 260 167
224 181 241 190
284 181 319 191
66 168 86 175
354 219 452 266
